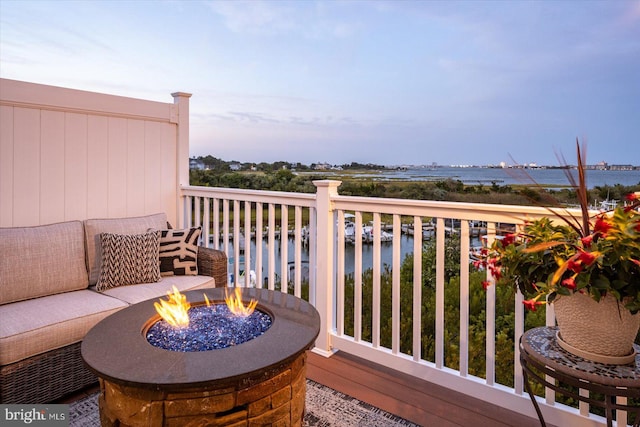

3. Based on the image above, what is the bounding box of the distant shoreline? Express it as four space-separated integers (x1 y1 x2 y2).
296 166 640 190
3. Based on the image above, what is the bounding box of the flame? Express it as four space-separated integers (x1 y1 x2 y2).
154 286 191 328
225 287 258 317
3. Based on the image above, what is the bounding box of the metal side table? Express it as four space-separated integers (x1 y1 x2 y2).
520 327 640 427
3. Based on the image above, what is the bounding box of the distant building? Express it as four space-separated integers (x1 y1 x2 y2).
189 157 205 170
594 161 608 170
609 164 634 171
229 162 241 171
314 162 331 170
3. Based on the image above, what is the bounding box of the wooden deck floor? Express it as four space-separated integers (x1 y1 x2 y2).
306 350 553 427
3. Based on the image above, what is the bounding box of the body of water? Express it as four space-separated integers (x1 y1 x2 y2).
222 234 478 283
345 167 640 189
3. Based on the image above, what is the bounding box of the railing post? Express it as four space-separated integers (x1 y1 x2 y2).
172 91 192 228
312 180 341 356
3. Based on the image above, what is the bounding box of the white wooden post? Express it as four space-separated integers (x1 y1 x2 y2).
312 180 341 356
172 91 191 228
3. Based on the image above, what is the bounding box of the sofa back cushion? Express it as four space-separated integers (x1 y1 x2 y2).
84 213 167 286
0 221 88 304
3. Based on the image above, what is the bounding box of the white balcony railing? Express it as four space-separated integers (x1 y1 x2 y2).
182 181 613 427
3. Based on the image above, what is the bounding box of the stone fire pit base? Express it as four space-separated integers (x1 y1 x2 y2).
99 352 307 427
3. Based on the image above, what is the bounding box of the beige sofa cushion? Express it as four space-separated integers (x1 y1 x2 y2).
0 221 88 305
84 213 167 286
0 290 127 365
93 275 215 305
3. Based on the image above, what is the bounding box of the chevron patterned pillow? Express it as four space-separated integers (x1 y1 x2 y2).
96 231 161 291
159 227 201 276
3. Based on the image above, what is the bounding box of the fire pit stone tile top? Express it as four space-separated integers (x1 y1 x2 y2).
81 288 320 426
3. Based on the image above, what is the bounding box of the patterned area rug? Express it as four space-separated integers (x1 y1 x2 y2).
69 380 420 426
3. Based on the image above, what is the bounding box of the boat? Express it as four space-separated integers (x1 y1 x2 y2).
362 222 393 243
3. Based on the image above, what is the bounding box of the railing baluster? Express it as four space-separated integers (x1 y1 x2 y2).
195 197 202 229
412 216 422 361
294 205 302 298
391 214 401 355
435 217 445 369
514 290 525 395
486 221 496 386
223 199 230 269
280 204 288 293
212 198 220 251
372 212 381 348
256 202 263 288
308 207 317 306
460 220 470 376
233 200 240 286
336 210 345 336
184 196 192 229
202 198 210 248
354 212 363 342
268 203 276 291
244 201 252 288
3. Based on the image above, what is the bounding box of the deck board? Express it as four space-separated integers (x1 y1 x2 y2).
306 350 552 427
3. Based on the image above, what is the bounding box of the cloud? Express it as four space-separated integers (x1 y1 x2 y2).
206 1 297 35
228 112 281 124
206 0 361 40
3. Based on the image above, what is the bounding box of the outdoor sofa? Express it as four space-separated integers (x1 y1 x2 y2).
0 213 227 404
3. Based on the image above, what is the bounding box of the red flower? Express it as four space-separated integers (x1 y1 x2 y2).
626 193 638 201
593 216 612 236
576 250 597 266
487 258 502 280
502 233 517 246
566 259 583 273
580 235 593 248
523 299 544 311
561 277 576 290
482 281 491 290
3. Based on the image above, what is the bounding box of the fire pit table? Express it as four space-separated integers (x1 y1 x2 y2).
81 287 320 427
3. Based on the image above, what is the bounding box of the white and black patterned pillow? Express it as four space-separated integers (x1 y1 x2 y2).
96 231 161 291
159 227 201 276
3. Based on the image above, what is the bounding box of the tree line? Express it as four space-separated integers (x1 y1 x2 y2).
190 160 640 207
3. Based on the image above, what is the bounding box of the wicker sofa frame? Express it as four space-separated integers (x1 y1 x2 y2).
0 246 227 404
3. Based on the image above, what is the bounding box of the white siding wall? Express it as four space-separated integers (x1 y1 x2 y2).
0 79 190 227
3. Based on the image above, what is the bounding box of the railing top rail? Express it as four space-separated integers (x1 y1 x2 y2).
181 185 316 208
332 194 586 224
183 184 591 224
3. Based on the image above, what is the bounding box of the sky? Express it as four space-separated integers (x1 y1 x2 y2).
1 0 639 167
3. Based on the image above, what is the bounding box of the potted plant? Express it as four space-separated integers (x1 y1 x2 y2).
475 141 640 364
